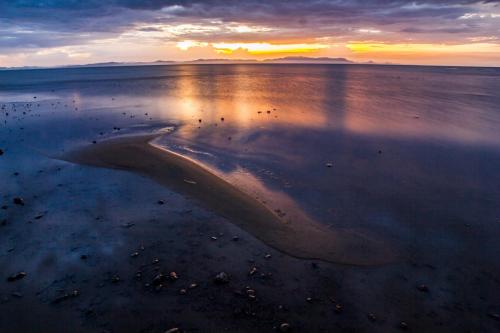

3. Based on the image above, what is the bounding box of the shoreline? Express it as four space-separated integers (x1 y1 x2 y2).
60 131 395 266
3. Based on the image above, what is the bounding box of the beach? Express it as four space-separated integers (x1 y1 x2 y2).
1 64 500 332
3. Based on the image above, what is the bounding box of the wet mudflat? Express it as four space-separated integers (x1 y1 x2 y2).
1 64 500 332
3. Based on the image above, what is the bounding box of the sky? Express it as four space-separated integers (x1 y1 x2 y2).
1 0 500 67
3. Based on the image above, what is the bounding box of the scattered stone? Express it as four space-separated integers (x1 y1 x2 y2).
488 313 500 321
306 297 313 303
52 290 79 304
0 149 3 156
13 197 24 206
157 200 165 205
80 254 88 260
335 304 343 313
169 272 178 281
232 236 239 241
189 283 198 289
210 236 218 241
417 284 429 292
152 258 160 264
325 163 333 168
130 252 139 258
7 272 26 282
111 275 121 283
264 254 272 259
399 321 408 330
279 323 291 332
165 328 180 333
11 292 23 298
248 267 258 276
183 179 197 185
153 273 166 286
214 272 230 284
367 313 377 322
179 288 187 295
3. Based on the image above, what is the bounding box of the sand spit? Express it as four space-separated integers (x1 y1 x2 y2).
60 132 395 265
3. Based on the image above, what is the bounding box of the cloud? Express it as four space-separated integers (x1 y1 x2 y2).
1 1 499 65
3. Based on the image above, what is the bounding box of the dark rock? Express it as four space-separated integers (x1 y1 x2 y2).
52 290 79 304
399 321 408 330
7 272 26 282
169 272 178 281
0 149 3 155
13 197 24 206
279 323 291 332
214 272 230 284
157 200 165 205
417 284 429 292
153 273 166 286
165 328 180 333
367 313 377 322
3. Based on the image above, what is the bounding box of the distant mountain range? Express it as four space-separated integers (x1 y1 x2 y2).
1 56 361 70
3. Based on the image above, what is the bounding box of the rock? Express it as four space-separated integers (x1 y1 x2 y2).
214 272 230 284
210 236 218 241
11 292 23 298
13 197 24 206
0 149 3 155
7 272 26 282
165 328 180 333
264 254 272 259
367 313 377 322
189 283 198 289
80 254 88 260
279 323 291 332
417 284 429 292
221 117 225 121
169 272 178 281
248 267 258 276
489 313 500 321
399 321 408 330
52 290 79 304
152 258 160 264
232 236 239 241
306 297 313 303
179 288 187 295
325 163 333 168
111 275 121 283
335 304 343 313
130 252 139 258
157 200 165 205
153 273 166 286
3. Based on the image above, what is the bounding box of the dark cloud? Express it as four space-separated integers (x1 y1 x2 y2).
1 0 499 50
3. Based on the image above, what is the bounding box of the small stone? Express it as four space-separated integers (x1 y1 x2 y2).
153 273 166 286
232 236 239 241
306 297 313 303
367 313 377 322
417 284 429 292
335 304 343 313
214 272 230 284
165 328 180 333
80 254 88 260
0 149 3 155
179 288 187 295
157 200 165 205
279 323 291 332
220 117 224 121
152 258 160 264
13 197 24 206
325 163 333 168
248 267 258 276
130 252 139 258
52 290 79 304
169 272 178 281
11 292 23 298
399 321 408 330
264 254 272 259
111 275 120 283
210 236 218 241
7 272 26 282
189 283 198 289
488 313 500 321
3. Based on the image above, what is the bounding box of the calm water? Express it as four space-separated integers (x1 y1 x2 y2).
1 64 500 264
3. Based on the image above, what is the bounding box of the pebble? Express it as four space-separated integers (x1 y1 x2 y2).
367 313 377 322
169 272 178 281
264 254 272 259
334 304 343 313
111 275 121 283
232 236 239 241
279 323 291 332
417 284 429 292
52 290 79 304
248 267 258 276
179 288 187 295
325 163 333 168
7 272 26 282
399 321 408 330
13 197 24 206
153 273 166 286
157 200 165 205
130 252 139 258
165 328 180 333
0 149 3 155
214 272 230 284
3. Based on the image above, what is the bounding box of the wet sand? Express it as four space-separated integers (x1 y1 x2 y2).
61 131 394 266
